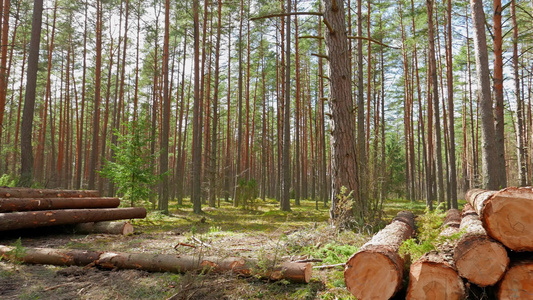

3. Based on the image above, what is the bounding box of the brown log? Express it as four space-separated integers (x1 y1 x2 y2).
453 204 509 286
0 245 311 283
0 207 146 231
407 209 465 300
70 221 134 235
344 211 415 300
466 187 533 251
0 188 100 198
0 197 120 212
497 259 533 299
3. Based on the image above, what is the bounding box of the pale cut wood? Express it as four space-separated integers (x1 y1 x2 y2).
0 197 120 212
344 211 415 300
0 188 100 198
407 209 465 300
497 260 533 299
0 245 311 283
70 221 134 235
0 207 146 231
466 187 533 251
454 204 508 286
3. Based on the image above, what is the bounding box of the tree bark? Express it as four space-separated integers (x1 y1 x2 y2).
0 246 311 283
0 197 120 212
18 0 44 187
280 0 291 212
470 0 499 190
453 203 508 286
323 0 361 221
493 0 507 189
0 207 146 232
158 0 170 214
407 209 465 300
497 260 533 299
344 211 415 299
466 187 533 251
191 0 202 214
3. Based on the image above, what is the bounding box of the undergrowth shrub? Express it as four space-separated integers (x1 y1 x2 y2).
399 203 462 261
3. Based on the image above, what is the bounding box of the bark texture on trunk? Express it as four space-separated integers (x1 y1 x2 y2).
0 188 100 198
0 197 120 212
453 204 508 286
344 211 415 299
0 207 146 231
466 187 533 251
0 246 311 283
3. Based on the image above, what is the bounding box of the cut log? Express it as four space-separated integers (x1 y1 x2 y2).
497 260 533 299
344 211 415 300
466 187 533 251
0 207 146 231
0 188 100 198
407 209 465 300
0 245 311 283
453 204 509 287
69 221 134 235
0 197 120 212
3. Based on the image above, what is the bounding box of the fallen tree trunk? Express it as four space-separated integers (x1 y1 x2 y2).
0 245 311 283
497 259 533 299
466 187 533 251
453 204 509 287
0 188 100 198
0 197 120 212
344 211 415 300
0 207 146 231
407 209 465 300
69 221 134 235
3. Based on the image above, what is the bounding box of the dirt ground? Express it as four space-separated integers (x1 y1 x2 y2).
0 214 356 300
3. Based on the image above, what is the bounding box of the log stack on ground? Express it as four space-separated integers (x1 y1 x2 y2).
406 209 465 300
453 203 509 286
0 245 312 283
466 187 533 251
344 211 415 300
0 188 145 234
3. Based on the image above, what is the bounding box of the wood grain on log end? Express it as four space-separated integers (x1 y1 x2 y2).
407 259 465 300
497 260 533 299
454 236 508 287
344 250 403 300
484 187 533 251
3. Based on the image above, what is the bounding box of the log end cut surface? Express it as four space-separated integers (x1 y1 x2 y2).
454 236 508 286
497 260 533 299
407 261 465 300
344 251 401 300
485 187 533 251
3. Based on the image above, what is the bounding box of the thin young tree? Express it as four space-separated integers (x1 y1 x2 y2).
159 0 170 213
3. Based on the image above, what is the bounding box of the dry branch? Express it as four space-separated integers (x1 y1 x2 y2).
344 211 415 300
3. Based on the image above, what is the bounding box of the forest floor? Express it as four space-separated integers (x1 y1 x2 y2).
0 197 426 300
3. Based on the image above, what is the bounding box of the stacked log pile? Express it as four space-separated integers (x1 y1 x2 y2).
0 187 145 234
344 187 533 299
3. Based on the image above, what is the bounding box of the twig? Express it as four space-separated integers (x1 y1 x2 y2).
174 242 196 249
44 283 72 291
192 237 211 248
293 258 323 263
313 263 346 269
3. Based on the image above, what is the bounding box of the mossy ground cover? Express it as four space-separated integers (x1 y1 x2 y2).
0 197 445 299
